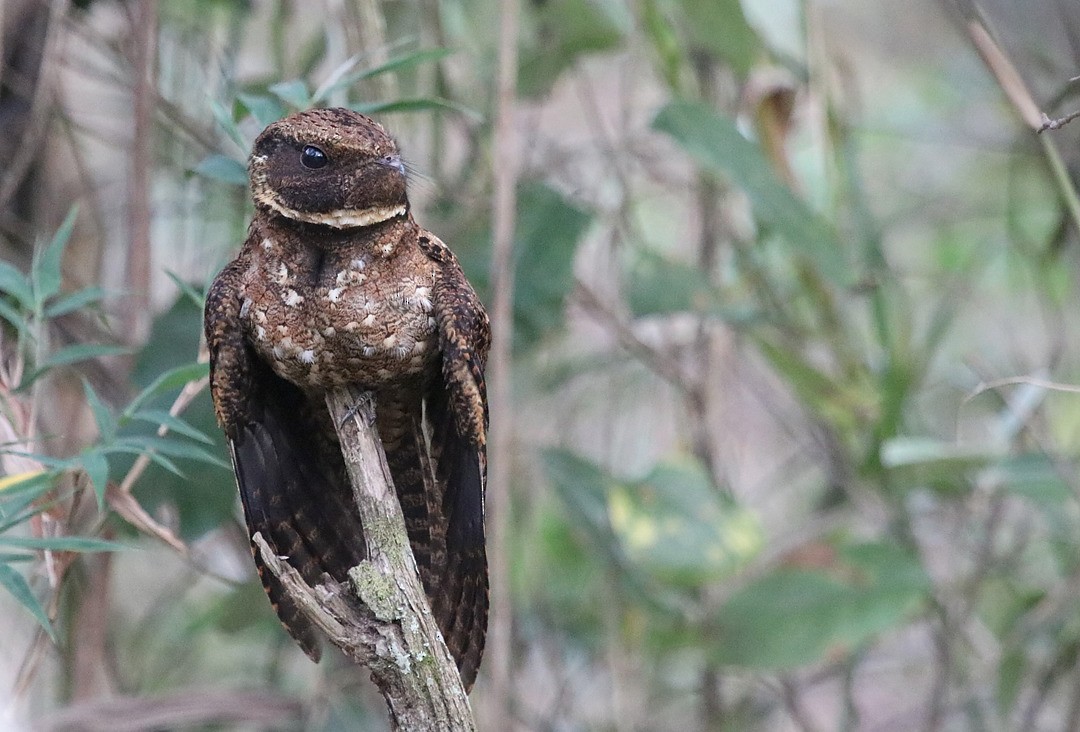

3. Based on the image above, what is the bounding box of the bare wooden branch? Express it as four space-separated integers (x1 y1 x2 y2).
252 387 475 732
1038 110 1080 133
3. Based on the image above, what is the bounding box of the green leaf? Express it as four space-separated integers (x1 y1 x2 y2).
20 344 131 390
209 98 247 151
269 79 311 109
362 47 453 81
755 337 864 431
994 453 1073 506
237 92 286 128
0 261 33 307
348 97 482 122
129 410 214 445
0 562 54 640
652 101 848 286
41 343 130 370
641 0 687 93
710 542 929 668
79 450 110 507
43 287 107 318
82 379 116 443
626 251 757 323
314 48 454 103
608 459 761 585
680 0 761 75
164 272 205 310
193 154 249 186
542 448 617 543
512 184 592 348
114 436 229 469
0 535 126 552
32 206 79 305
0 296 28 334
123 362 208 418
0 471 55 510
880 437 997 491
519 0 624 97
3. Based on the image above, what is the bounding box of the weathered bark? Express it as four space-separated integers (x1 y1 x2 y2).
253 387 476 731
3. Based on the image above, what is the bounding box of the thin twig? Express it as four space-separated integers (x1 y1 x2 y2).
1037 110 1080 133
117 376 208 495
487 0 521 721
962 374 1080 406
122 0 156 342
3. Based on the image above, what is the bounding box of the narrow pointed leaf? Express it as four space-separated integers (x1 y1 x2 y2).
123 362 208 417
32 206 79 305
40 343 130 369
114 436 228 468
0 535 126 552
237 93 286 128
82 380 116 442
79 450 110 507
0 261 33 307
0 563 54 640
653 102 848 285
348 97 482 122
193 154 248 186
43 287 107 318
0 471 54 507
164 272 205 309
359 47 453 81
268 79 311 109
0 297 27 334
130 410 214 444
209 98 247 151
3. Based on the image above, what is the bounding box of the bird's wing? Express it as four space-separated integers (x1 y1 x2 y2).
204 253 365 661
417 232 490 690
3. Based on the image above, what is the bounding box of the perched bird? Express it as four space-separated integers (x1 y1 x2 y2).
204 107 489 689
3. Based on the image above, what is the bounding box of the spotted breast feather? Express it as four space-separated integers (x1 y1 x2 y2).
204 107 489 690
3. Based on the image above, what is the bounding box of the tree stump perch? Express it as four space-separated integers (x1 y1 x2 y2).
252 386 476 731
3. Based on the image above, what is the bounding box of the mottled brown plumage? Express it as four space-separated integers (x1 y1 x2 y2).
204 107 489 689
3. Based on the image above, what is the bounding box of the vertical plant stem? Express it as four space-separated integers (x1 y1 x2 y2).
487 0 520 721
124 0 156 342
69 549 115 701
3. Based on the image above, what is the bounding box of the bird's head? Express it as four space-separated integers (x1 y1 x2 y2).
248 107 408 229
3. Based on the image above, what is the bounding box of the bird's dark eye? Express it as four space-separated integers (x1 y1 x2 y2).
300 145 328 169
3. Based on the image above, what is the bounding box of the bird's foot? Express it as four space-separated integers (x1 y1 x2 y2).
339 386 377 428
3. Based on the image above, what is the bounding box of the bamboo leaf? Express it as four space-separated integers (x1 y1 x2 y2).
129 410 214 444
0 563 54 640
209 98 247 151
79 449 110 507
193 154 249 186
82 380 116 444
0 535 126 552
237 92 286 128
653 102 849 285
348 97 482 122
268 79 311 110
43 287 107 318
41 343 130 369
31 206 79 306
0 261 33 307
164 272 205 309
123 362 208 417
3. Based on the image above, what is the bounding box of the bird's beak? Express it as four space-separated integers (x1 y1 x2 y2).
379 154 406 176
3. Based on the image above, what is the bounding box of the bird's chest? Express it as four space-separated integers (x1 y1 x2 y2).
239 239 439 389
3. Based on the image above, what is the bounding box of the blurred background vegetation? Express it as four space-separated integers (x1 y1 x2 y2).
2 0 1080 730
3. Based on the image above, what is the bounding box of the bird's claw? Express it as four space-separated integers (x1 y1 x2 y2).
339 387 377 428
